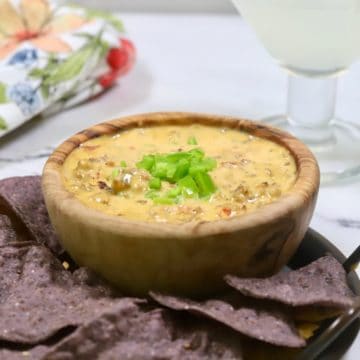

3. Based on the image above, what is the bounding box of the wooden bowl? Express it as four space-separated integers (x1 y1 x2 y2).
42 112 320 296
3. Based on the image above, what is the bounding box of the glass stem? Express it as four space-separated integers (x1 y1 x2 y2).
286 75 338 145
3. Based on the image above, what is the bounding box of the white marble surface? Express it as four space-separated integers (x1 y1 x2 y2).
0 14 359 359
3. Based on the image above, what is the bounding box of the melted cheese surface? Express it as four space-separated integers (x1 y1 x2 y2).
62 124 297 223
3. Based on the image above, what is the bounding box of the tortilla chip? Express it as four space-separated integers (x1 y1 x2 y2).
293 306 343 322
0 243 138 344
71 266 121 297
225 256 354 308
42 301 244 359
150 292 305 348
0 346 49 360
0 214 31 246
0 176 62 255
0 214 17 245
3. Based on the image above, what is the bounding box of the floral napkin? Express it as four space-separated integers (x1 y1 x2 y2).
0 0 135 137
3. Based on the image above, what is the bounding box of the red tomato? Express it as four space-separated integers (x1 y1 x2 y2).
120 38 136 57
100 39 136 88
98 71 118 88
117 38 136 75
106 39 136 72
106 47 128 70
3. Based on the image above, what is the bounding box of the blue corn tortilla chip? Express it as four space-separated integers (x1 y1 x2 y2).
1 301 244 360
0 214 18 245
0 213 31 246
0 346 49 360
47 302 244 359
225 256 354 309
150 292 305 348
0 242 139 344
0 176 62 255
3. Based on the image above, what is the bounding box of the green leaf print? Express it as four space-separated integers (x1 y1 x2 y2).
0 83 7 104
30 55 59 80
43 46 93 86
98 40 110 59
75 33 110 59
41 84 50 99
28 31 106 100
86 9 125 32
29 68 44 78
0 116 7 130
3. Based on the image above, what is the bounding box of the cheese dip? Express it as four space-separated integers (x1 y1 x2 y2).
62 124 297 223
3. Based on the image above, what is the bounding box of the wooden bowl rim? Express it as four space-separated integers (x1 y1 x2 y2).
42 112 320 239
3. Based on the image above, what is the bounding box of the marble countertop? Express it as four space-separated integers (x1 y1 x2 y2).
0 14 359 359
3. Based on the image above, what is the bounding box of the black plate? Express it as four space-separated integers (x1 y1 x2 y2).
289 228 360 360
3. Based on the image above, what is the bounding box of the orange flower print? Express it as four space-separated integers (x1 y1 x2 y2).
0 0 86 60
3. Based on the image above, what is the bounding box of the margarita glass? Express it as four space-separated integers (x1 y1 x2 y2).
232 0 360 183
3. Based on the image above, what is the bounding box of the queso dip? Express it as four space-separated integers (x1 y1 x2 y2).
62 124 297 223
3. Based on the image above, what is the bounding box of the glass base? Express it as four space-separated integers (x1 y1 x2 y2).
263 115 360 185
283 64 347 78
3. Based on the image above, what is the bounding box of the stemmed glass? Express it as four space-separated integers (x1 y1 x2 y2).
232 0 360 184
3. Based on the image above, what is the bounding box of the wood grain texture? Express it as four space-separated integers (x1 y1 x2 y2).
42 112 320 296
